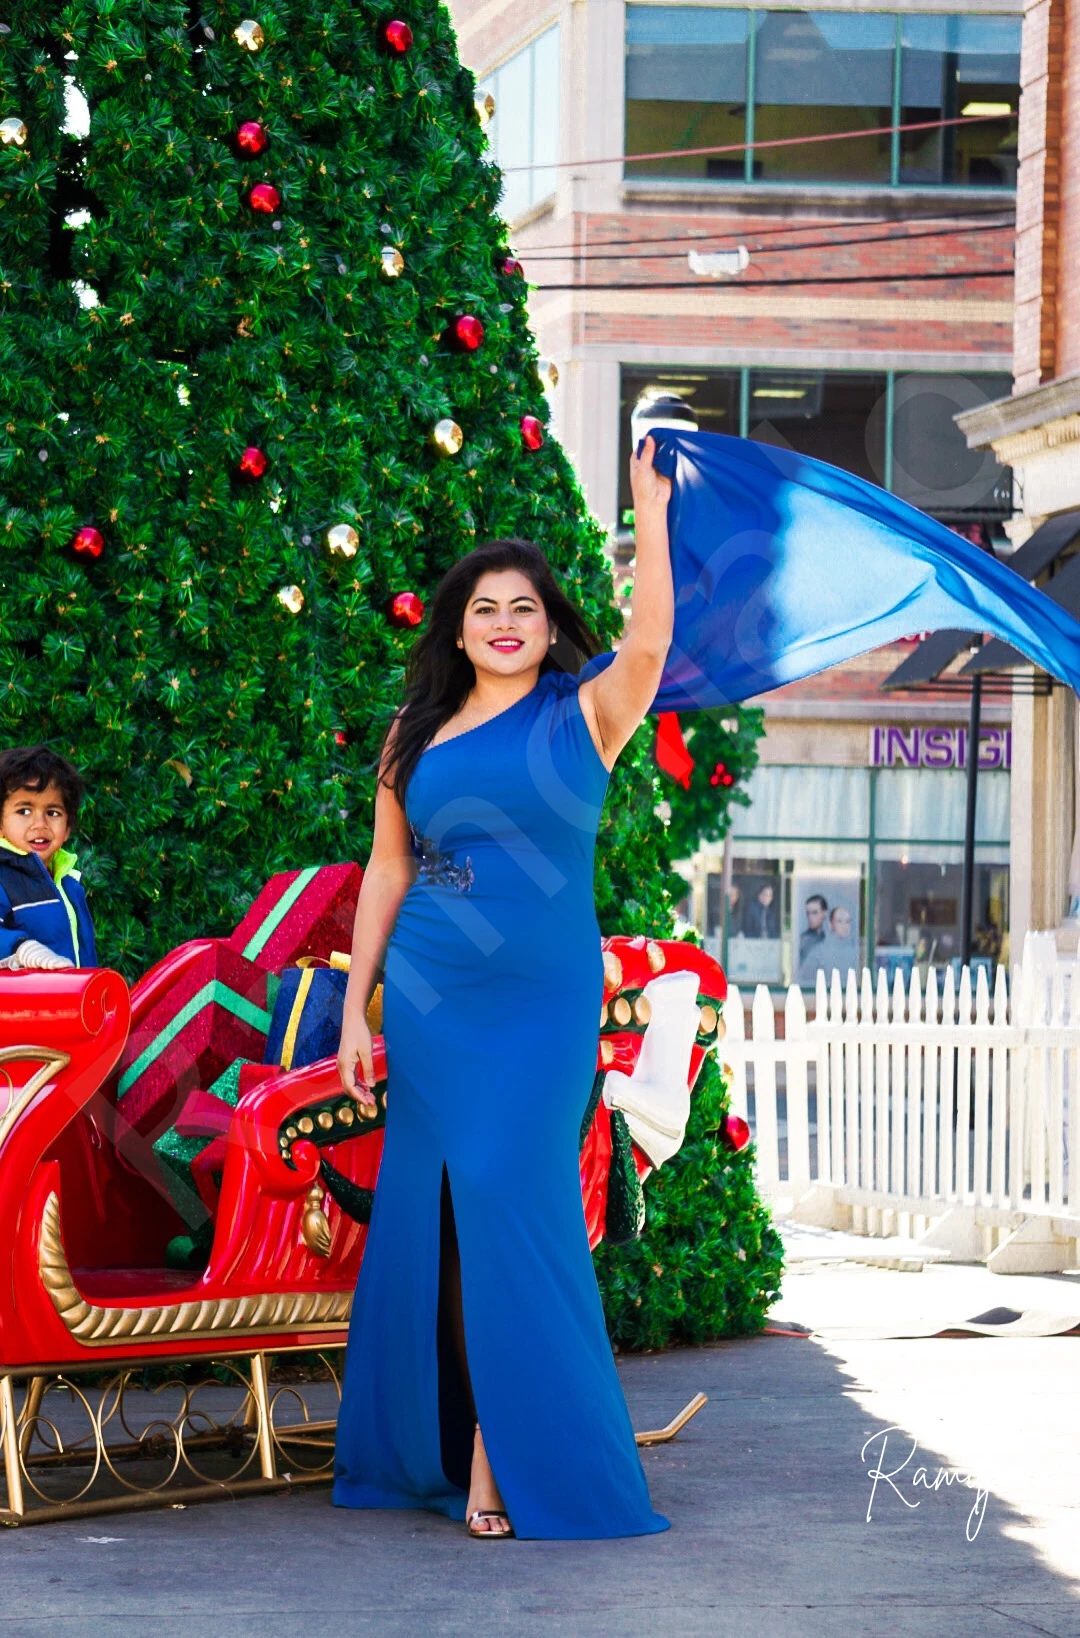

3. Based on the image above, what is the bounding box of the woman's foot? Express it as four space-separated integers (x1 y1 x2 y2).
466 1425 512 1537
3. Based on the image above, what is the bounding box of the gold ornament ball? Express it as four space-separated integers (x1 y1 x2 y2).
233 18 265 51
0 117 28 148
380 245 405 278
326 523 359 558
474 91 495 128
536 357 559 392
431 418 463 457
277 584 304 615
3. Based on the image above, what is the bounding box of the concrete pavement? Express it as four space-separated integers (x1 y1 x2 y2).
2 1248 1078 1636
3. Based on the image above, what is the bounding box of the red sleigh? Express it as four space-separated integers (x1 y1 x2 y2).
0 866 727 1523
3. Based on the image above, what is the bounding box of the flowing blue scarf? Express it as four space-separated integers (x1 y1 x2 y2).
580 429 1080 711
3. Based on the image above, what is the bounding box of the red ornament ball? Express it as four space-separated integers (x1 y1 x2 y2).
381 18 413 52
499 256 523 277
334 729 350 747
721 1114 751 1153
238 445 268 480
71 526 104 559
449 314 484 352
520 415 544 451
237 120 269 155
387 591 425 629
249 182 280 214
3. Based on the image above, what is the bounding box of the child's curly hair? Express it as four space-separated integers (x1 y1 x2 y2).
0 746 85 824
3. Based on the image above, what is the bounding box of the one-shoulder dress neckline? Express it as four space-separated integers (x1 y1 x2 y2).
422 677 543 754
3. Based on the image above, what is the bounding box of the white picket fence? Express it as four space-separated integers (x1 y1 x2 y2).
723 937 1080 1272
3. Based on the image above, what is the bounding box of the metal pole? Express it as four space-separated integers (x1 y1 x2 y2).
960 670 982 966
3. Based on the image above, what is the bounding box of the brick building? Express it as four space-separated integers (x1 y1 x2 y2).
449 0 1022 986
957 0 1080 955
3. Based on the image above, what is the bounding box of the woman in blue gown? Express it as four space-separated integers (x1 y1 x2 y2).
333 438 673 1540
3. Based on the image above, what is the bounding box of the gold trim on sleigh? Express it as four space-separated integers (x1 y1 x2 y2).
38 1195 352 1345
0 1048 71 1150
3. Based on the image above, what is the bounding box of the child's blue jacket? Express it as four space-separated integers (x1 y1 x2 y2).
0 839 98 967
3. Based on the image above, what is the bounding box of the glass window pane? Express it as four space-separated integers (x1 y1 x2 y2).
874 858 1008 974
493 49 532 219
531 26 560 202
748 370 888 485
731 765 871 840
625 6 748 180
752 11 894 183
900 14 1020 186
891 373 1013 519
618 366 740 518
874 766 1010 844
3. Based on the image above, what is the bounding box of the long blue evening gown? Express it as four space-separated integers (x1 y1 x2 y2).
333 667 669 1539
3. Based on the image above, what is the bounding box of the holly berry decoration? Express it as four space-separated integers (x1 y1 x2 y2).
499 256 523 278
249 183 280 214
380 18 413 52
709 760 735 788
520 415 544 451
237 445 268 481
387 591 424 629
447 314 484 352
721 1113 751 1153
71 526 104 559
236 120 268 155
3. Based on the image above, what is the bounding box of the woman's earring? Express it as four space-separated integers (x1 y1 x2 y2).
457 638 464 648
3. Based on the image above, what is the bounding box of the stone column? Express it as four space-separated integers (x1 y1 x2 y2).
1009 680 1076 951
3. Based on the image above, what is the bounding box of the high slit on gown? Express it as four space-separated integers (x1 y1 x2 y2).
332 668 669 1539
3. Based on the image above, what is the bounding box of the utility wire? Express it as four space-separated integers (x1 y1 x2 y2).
507 204 1015 257
531 266 1011 292
503 110 1017 173
522 218 1014 266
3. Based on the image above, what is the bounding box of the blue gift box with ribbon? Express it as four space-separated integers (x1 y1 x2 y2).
263 965 349 1071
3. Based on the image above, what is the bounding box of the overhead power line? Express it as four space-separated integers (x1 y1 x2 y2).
522 218 1014 266
508 204 1015 258
503 110 1017 173
531 266 1011 292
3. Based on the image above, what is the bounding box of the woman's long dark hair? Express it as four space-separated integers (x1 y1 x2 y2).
381 538 602 802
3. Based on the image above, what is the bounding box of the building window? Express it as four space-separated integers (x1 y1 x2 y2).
618 365 1012 525
624 7 1020 189
625 7 749 181
479 26 560 223
900 16 1021 187
753 12 895 185
712 763 1009 987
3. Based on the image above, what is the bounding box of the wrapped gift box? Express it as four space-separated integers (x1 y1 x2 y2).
227 863 361 973
116 940 277 1137
264 966 349 1071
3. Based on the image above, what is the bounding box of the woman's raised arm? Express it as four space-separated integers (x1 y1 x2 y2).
578 435 673 770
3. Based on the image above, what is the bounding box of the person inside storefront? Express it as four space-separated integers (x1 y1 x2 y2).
825 903 858 978
799 895 828 959
744 881 780 939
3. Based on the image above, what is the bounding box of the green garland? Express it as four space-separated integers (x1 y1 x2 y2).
595 1053 784 1349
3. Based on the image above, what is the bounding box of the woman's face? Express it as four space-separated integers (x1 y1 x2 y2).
459 569 554 679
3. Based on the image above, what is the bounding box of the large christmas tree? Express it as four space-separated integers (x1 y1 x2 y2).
0 0 780 1338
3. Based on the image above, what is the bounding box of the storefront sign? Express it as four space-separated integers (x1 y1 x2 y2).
869 726 1011 770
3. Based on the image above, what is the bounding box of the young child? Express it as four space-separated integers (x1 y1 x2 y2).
0 746 97 970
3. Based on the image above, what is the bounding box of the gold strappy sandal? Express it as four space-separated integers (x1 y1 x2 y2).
467 1508 514 1539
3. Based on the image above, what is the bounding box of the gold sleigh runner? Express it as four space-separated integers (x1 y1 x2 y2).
38 1194 351 1345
